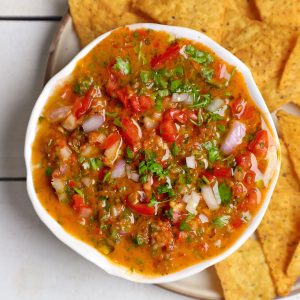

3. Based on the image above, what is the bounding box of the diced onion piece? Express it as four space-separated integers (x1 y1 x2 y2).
62 113 77 131
78 207 93 219
111 159 126 178
183 191 201 215
162 148 171 161
130 172 139 182
46 106 71 122
219 64 230 80
132 118 142 138
221 121 246 155
250 153 263 181
144 116 157 129
82 115 105 133
171 93 193 104
186 156 196 169
201 185 219 210
199 213 209 223
51 178 67 202
212 182 222 205
263 145 277 186
179 45 188 59
104 139 122 166
166 176 172 188
206 98 224 112
60 146 72 161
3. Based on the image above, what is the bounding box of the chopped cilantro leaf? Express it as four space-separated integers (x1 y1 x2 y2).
45 167 53 177
114 57 131 75
171 142 179 157
125 147 134 162
158 89 169 97
153 72 168 89
103 171 111 183
74 187 84 197
190 93 212 109
105 111 118 117
201 66 214 82
89 158 103 171
185 45 214 65
170 79 182 92
173 66 184 76
218 183 232 205
212 215 230 228
180 213 194 231
157 183 175 197
204 142 221 163
140 70 152 83
114 117 124 128
74 76 93 95
217 124 226 132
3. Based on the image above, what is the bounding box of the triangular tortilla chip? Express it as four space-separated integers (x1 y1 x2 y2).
233 0 259 19
257 140 300 296
215 238 275 300
221 10 297 111
132 0 225 42
287 240 300 277
254 0 300 28
277 110 300 184
278 36 300 107
69 0 151 46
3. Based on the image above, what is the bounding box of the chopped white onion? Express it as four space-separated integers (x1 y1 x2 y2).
201 185 219 210
250 153 263 181
221 121 246 155
111 159 126 178
241 211 252 223
179 45 188 59
219 64 230 80
132 118 142 138
51 178 67 202
104 138 122 165
171 93 193 105
144 116 157 129
183 191 201 214
62 113 77 131
201 158 208 169
175 123 181 131
82 115 104 132
206 98 224 112
263 145 277 186
186 156 196 169
162 148 171 161
130 172 139 182
137 191 146 201
212 182 222 205
214 240 222 248
47 106 71 122
166 176 172 188
199 213 209 223
60 146 72 161
214 105 228 117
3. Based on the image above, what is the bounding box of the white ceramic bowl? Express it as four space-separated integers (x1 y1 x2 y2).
25 23 281 284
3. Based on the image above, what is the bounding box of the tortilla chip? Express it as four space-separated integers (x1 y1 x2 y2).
277 110 300 184
69 0 150 46
278 36 300 107
255 0 300 28
233 0 259 19
287 240 300 277
215 238 275 300
221 11 297 111
132 0 225 42
257 140 300 296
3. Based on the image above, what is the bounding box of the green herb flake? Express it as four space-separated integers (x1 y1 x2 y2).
217 124 226 132
103 171 111 183
218 183 232 205
170 79 182 92
171 142 179 157
157 183 175 197
212 215 230 228
114 117 124 128
158 89 169 97
114 57 131 75
74 187 84 197
44 167 53 177
180 213 194 231
140 70 152 83
185 45 214 65
89 158 103 171
74 76 93 95
201 66 214 82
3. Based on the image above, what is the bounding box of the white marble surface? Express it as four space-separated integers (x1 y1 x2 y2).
0 1 298 299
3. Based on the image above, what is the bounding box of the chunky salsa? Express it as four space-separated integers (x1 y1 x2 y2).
32 27 276 275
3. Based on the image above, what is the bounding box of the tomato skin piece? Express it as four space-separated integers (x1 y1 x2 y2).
160 110 177 143
125 198 155 215
243 170 256 188
139 95 153 111
235 152 252 171
120 117 141 149
232 218 243 229
72 89 93 118
116 87 129 108
151 43 180 69
99 133 121 150
231 97 247 118
248 130 268 158
72 194 85 211
213 167 232 178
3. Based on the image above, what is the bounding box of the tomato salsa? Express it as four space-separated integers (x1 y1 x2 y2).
31 27 277 275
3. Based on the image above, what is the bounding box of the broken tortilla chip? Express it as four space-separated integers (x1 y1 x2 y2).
277 110 300 184
221 11 297 111
215 238 275 300
233 0 259 19
132 0 225 42
278 36 300 107
287 240 300 278
69 0 150 46
255 0 300 29
257 140 300 296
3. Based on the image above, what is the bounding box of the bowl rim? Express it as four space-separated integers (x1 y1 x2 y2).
24 23 281 284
